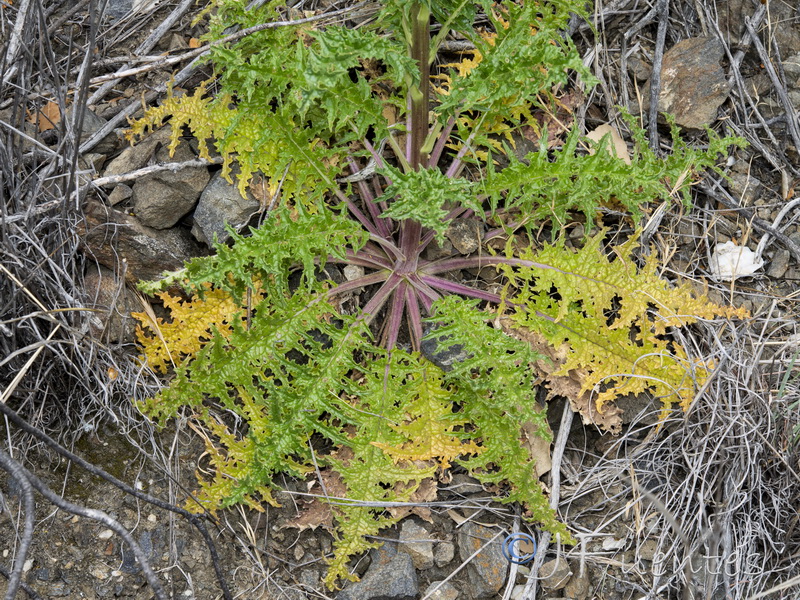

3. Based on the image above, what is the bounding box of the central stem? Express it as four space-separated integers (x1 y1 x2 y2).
409 2 430 170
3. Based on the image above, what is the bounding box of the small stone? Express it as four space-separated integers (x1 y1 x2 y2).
92 564 111 579
107 183 132 206
294 544 305 562
79 200 207 284
726 171 762 206
420 322 472 372
563 567 590 600
457 523 507 598
640 37 731 129
639 539 659 561
445 218 482 255
344 264 365 281
45 582 71 597
539 557 572 592
98 529 114 540
399 520 435 570
424 581 459 600
434 541 456 568
767 249 790 279
132 142 210 230
336 543 418 600
191 171 261 245
568 223 585 239
448 473 484 496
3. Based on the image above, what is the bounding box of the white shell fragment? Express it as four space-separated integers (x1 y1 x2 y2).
709 241 764 281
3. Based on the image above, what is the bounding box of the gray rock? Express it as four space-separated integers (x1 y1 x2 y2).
420 322 472 372
191 171 261 246
640 37 731 129
424 581 459 600
726 171 762 206
104 0 132 19
70 106 119 155
80 200 207 283
539 557 572 592
423 237 455 261
562 565 590 600
767 249 791 279
83 264 139 343
108 183 133 206
104 126 171 177
434 541 456 568
337 543 418 600
399 520 435 570
445 218 481 255
639 539 659 561
457 523 507 598
132 143 210 229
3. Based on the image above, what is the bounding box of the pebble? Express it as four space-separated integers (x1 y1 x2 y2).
424 580 459 599
336 543 418 600
434 541 456 568
563 565 591 599
399 520 435 570
539 557 572 592
767 249 790 279
457 523 507 598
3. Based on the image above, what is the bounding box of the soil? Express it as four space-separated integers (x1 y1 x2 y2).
2 1 800 599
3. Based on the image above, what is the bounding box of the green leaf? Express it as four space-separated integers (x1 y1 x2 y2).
377 165 475 241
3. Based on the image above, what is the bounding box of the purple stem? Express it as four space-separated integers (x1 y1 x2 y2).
421 275 503 304
383 280 408 351
348 157 392 239
325 269 391 297
444 129 478 179
369 234 405 262
345 196 381 237
358 272 402 324
405 285 424 351
427 116 457 168
406 272 441 308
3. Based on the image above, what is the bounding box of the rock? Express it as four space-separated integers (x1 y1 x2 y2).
423 581 459 600
640 37 731 129
105 0 131 19
639 539 659 561
767 249 791 279
434 541 456 568
132 143 210 229
562 566 590 600
108 183 132 206
423 237 455 261
398 520 435 570
457 523 507 598
79 200 208 283
191 171 261 246
445 218 482 255
83 264 139 343
448 473 485 496
104 126 170 178
336 543 418 600
420 322 472 372
726 171 762 206
71 105 119 155
539 557 572 592
715 0 800 58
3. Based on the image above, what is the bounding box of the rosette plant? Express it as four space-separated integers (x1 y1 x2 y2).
131 0 744 587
